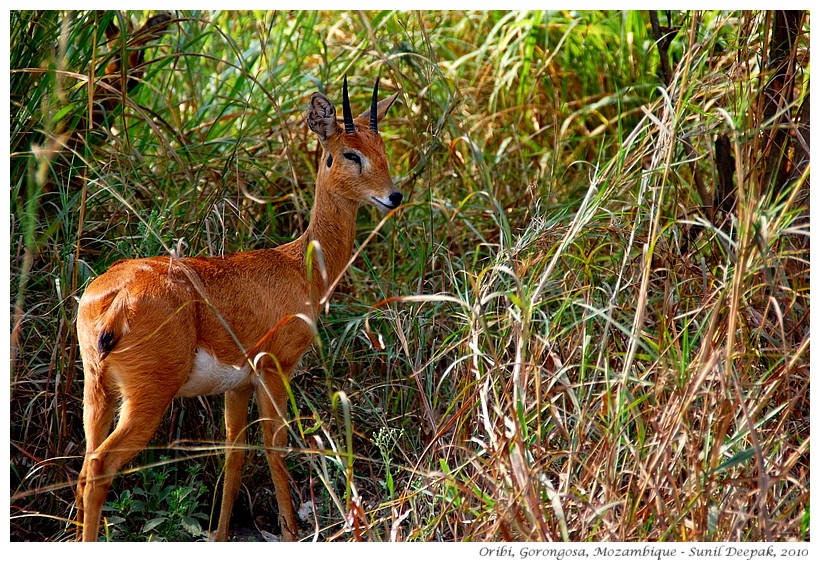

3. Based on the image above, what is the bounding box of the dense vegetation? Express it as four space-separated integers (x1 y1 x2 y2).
10 10 809 541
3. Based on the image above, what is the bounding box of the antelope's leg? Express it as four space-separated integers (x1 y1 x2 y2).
80 388 176 542
256 372 299 541
214 386 253 542
76 366 116 540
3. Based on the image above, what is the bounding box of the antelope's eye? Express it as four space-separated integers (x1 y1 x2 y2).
326 154 333 168
343 152 362 166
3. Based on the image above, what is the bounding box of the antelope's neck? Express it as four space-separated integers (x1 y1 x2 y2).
301 182 359 303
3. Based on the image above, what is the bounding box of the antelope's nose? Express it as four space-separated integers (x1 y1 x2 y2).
388 191 403 208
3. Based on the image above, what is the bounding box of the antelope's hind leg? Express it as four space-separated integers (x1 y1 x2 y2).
78 382 179 541
76 364 117 540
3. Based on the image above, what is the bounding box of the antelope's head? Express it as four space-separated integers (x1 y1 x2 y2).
306 77 402 212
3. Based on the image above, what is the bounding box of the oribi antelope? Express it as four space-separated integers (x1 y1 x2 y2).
75 77 402 541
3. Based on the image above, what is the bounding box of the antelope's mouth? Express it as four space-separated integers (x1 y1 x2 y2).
371 192 403 212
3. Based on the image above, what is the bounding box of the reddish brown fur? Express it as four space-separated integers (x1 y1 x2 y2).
75 82 402 541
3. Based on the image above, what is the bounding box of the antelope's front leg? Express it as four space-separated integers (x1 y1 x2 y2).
256 371 299 541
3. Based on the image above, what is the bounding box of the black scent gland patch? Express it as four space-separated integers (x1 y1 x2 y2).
98 330 117 360
326 154 333 168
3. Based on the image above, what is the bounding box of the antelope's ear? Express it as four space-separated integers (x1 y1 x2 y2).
307 92 340 143
356 89 401 125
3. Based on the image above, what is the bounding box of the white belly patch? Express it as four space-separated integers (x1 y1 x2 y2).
177 348 252 397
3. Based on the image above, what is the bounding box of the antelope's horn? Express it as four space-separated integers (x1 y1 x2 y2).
370 77 380 132
342 75 355 134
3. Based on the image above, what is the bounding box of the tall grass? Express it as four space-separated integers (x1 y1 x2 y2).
10 10 809 541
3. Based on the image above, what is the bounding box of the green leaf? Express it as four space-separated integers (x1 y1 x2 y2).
181 516 202 536
715 448 756 473
143 517 168 533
